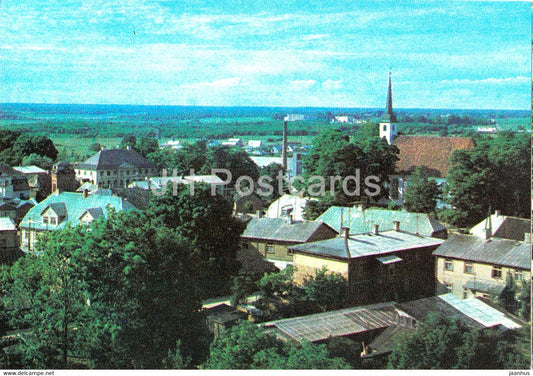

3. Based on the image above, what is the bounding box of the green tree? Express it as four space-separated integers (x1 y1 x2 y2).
498 273 518 314
88 142 102 152
518 280 530 321
387 313 530 369
301 267 348 312
447 134 530 226
202 321 350 369
403 167 441 213
0 211 209 369
135 137 159 158
21 153 54 169
12 134 58 164
146 183 245 297
120 134 137 150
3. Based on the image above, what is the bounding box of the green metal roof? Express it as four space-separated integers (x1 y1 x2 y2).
317 206 446 237
20 191 136 231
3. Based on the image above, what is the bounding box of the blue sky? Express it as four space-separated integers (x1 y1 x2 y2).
0 0 530 109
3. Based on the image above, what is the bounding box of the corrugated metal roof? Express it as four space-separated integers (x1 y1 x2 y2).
433 234 530 270
464 279 506 296
242 217 336 243
290 230 444 259
262 302 396 343
439 294 522 330
317 206 446 237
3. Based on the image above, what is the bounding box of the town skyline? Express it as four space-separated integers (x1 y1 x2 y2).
1 0 531 110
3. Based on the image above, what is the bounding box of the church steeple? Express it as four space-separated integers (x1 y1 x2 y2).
381 72 397 123
379 72 398 144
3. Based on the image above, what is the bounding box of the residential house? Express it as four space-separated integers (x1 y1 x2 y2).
222 138 243 147
128 174 226 197
14 165 51 200
51 161 80 193
469 210 530 241
159 138 183 150
241 215 337 267
247 140 262 149
233 192 264 215
0 165 30 200
250 153 306 177
0 198 36 226
19 191 137 252
0 217 23 265
265 194 314 221
289 224 444 305
432 234 530 300
74 148 157 188
317 206 448 238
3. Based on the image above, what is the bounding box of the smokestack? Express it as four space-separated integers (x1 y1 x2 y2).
393 221 400 231
282 120 288 171
372 224 379 235
257 210 263 218
82 189 88 199
287 214 294 225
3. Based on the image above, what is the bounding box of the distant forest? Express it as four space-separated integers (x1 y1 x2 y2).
0 103 529 140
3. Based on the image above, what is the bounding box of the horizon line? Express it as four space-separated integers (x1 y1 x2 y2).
0 102 529 112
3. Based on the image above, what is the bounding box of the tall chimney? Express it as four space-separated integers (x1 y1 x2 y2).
282 120 288 171
393 221 400 231
372 224 379 235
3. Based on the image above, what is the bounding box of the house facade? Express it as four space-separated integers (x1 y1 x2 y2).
19 191 136 252
240 216 338 266
0 165 31 200
433 233 530 300
290 224 444 305
74 149 157 188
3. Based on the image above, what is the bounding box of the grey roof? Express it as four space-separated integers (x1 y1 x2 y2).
241 217 337 243
290 230 444 260
317 206 446 237
433 234 530 270
366 324 415 357
80 207 104 220
41 202 67 217
397 294 523 331
0 165 21 176
78 149 154 171
262 302 397 343
13 166 47 174
469 214 530 241
464 279 506 296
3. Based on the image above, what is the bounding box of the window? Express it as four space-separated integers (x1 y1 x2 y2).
390 178 399 200
515 270 524 282
107 171 110 176
444 259 454 272
464 262 473 274
50 217 57 225
492 266 502 279
266 244 275 254
42 217 48 224
382 125 387 131
463 289 468 299
287 248 293 256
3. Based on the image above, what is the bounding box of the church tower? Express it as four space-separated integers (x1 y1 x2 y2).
379 73 398 144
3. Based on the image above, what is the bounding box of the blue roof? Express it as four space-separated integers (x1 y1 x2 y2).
317 206 446 237
20 191 136 231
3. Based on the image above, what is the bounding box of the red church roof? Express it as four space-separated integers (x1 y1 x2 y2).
392 136 475 177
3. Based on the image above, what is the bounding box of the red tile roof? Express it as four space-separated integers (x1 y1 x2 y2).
392 136 475 177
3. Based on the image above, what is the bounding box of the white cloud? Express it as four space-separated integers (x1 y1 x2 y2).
291 80 317 89
322 79 344 90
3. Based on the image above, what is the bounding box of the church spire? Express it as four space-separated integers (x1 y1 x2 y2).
381 72 397 123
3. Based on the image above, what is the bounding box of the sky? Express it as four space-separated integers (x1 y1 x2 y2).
0 0 531 109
